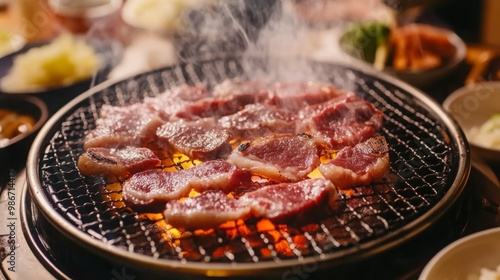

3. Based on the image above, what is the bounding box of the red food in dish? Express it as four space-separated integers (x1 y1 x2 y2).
391 23 457 71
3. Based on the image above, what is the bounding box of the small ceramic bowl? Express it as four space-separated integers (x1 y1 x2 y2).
340 25 466 88
443 82 500 162
0 95 48 185
121 0 182 34
386 31 466 88
419 227 500 280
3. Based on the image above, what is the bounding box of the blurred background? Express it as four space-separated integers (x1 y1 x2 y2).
1 0 490 45
0 0 496 120
2 1 500 280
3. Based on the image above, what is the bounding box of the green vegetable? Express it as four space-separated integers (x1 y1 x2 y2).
340 21 391 66
469 113 500 149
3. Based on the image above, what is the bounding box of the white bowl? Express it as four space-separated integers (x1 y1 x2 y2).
419 227 500 280
443 82 500 162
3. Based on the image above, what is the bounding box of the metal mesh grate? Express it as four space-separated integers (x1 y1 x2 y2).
36 58 459 265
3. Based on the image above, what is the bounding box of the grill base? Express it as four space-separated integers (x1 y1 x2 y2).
21 177 473 279
26 58 470 275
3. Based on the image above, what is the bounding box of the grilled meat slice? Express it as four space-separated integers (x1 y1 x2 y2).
78 146 161 181
164 191 252 229
298 94 384 148
319 135 390 189
156 118 232 161
83 103 164 150
122 160 252 212
218 104 297 139
267 81 346 111
240 178 338 224
227 133 322 182
143 85 209 121
163 178 338 229
211 79 272 101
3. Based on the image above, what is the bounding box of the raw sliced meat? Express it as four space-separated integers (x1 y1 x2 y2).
240 178 338 224
319 135 390 189
143 85 209 120
122 160 252 212
298 94 384 148
211 79 272 102
156 118 232 161
218 104 297 139
84 103 164 150
175 95 253 120
175 80 273 120
267 81 346 111
164 191 252 229
227 133 322 182
78 146 161 180
163 178 338 229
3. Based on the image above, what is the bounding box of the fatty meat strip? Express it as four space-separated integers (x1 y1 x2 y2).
217 104 297 139
156 118 232 161
122 160 252 212
319 135 390 189
143 85 209 121
298 94 384 148
163 178 338 229
228 133 323 182
83 103 164 150
78 146 161 181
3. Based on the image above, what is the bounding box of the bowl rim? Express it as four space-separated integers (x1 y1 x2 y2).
121 0 177 34
443 81 500 153
48 0 123 18
419 227 500 280
0 95 49 148
443 80 500 109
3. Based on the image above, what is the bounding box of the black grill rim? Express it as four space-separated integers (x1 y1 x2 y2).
26 57 470 277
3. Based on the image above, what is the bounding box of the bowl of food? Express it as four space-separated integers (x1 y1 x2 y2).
121 0 216 34
0 33 116 114
419 227 500 280
0 95 48 185
0 29 25 58
443 82 500 162
339 21 466 88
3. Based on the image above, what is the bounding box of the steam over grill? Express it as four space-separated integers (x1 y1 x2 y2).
27 57 469 276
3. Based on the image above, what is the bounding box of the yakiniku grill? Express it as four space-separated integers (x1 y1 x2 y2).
25 57 469 278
